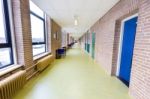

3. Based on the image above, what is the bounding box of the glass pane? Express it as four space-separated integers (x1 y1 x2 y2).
32 44 45 56
30 1 44 18
0 0 6 43
0 48 12 68
31 14 45 43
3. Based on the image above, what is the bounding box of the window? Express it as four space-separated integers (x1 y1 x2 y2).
30 1 46 56
0 0 14 69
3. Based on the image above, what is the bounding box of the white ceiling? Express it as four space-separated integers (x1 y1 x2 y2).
32 0 119 38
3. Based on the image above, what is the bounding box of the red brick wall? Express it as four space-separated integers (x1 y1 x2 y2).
12 0 33 68
46 15 52 53
89 0 140 75
61 31 67 47
51 19 62 57
12 0 62 76
129 0 150 99
79 0 150 99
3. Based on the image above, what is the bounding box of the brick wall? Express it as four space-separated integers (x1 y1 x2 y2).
46 15 52 53
67 34 75 45
79 34 86 49
12 0 62 76
12 0 33 68
79 0 150 99
61 31 68 47
89 0 140 75
129 0 150 98
51 19 62 58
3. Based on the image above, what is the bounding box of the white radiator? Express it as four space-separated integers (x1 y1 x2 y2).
37 55 54 71
0 70 26 99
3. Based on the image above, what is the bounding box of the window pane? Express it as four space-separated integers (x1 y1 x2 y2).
0 0 6 43
31 14 45 43
32 44 45 56
30 1 44 18
0 48 12 68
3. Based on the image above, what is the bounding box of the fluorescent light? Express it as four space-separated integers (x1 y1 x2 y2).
74 15 78 26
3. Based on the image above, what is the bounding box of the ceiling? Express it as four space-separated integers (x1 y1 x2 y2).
32 0 120 39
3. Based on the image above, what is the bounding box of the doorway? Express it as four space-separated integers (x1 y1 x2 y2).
92 33 95 59
117 14 138 86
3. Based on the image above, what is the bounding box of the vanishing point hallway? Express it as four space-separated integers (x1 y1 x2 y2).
13 44 130 99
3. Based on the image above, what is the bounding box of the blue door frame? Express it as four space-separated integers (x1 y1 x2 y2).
119 16 138 86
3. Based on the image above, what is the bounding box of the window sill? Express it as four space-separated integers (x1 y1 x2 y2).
33 52 51 61
0 64 23 77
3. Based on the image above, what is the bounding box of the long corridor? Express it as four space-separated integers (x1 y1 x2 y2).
13 44 130 99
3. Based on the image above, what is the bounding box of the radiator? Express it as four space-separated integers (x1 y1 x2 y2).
0 70 26 99
37 55 54 71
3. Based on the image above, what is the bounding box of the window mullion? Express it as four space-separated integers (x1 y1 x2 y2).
32 42 45 45
0 43 11 48
30 11 44 21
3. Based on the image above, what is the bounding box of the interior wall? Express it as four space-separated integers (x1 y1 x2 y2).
12 0 33 69
79 0 150 98
90 0 139 75
51 19 62 57
12 0 62 77
129 0 150 98
61 31 67 47
81 35 86 49
79 32 94 56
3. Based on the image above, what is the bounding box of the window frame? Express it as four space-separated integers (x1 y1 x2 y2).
30 4 47 56
0 0 14 69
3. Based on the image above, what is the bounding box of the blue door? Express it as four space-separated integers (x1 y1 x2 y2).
92 33 95 59
85 43 87 50
87 44 90 53
119 16 138 86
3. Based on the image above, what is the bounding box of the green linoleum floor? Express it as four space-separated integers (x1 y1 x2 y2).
13 43 131 99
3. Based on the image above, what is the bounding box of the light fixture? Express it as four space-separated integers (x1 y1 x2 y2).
74 16 78 26
74 19 78 26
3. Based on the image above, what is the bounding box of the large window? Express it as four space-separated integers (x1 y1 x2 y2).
30 1 46 56
0 0 13 69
